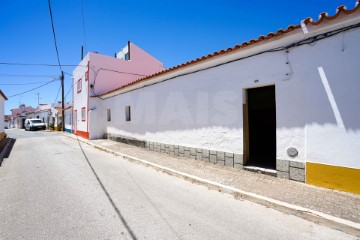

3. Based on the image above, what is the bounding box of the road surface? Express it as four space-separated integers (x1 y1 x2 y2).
0 129 356 239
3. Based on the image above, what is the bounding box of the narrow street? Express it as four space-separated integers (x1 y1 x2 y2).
0 130 356 240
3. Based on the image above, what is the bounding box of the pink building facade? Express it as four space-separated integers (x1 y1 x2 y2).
72 42 164 139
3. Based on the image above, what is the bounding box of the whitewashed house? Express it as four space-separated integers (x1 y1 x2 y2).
72 41 165 139
0 90 7 140
11 104 35 129
83 3 360 194
26 104 52 127
64 104 73 133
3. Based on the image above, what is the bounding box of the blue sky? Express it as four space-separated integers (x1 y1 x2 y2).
0 0 356 114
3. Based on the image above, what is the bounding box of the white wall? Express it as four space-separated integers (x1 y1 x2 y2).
0 97 5 132
64 108 72 131
93 17 360 170
26 110 51 126
73 56 89 134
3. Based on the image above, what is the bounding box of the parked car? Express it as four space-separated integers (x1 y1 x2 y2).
24 119 46 131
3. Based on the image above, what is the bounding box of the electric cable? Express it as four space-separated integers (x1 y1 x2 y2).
97 22 360 100
0 62 86 67
47 0 63 73
51 83 62 108
7 79 59 98
0 74 58 78
0 81 50 86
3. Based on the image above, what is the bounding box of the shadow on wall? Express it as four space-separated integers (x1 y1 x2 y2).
104 84 358 137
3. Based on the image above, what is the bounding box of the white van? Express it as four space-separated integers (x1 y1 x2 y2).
25 118 46 131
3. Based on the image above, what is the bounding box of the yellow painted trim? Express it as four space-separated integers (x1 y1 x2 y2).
306 162 360 194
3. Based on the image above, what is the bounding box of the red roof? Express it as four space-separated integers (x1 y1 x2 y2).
11 106 36 118
99 0 360 97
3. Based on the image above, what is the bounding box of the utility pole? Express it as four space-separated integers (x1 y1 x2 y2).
61 71 65 132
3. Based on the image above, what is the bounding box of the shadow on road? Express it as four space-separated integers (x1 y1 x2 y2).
0 138 16 167
76 137 138 240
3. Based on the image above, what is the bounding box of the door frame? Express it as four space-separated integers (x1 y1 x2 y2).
73 110 77 134
243 85 276 167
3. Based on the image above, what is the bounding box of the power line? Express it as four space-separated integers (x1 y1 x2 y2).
7 79 59 98
47 0 62 72
64 84 72 101
0 62 86 67
0 73 58 78
51 83 62 108
0 81 50 86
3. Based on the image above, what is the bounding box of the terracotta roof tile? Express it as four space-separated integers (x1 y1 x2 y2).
99 0 360 97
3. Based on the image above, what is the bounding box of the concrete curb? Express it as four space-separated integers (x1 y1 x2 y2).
61 133 360 237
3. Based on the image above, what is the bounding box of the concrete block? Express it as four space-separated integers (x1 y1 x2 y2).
184 151 190 158
210 154 217 164
234 154 243 165
203 156 210 163
276 159 289 172
202 150 209 158
190 148 196 155
217 160 225 166
234 163 243 169
289 161 305 169
184 147 190 152
277 171 289 179
179 146 184 154
225 157 234 167
145 142 149 149
216 151 225 161
225 152 234 158
169 147 175 155
190 155 196 160
196 148 202 153
196 153 202 161
290 167 305 182
154 143 160 151
210 150 217 155
174 148 179 156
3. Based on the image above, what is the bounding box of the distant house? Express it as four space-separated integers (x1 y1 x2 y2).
64 103 73 133
0 90 7 140
26 104 52 127
10 104 35 129
72 41 165 139
4 115 11 129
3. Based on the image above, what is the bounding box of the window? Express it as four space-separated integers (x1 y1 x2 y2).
124 52 130 61
125 106 131 121
85 70 89 81
77 79 82 93
81 107 86 121
107 109 111 122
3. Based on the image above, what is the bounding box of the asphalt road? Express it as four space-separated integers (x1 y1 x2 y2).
0 129 356 240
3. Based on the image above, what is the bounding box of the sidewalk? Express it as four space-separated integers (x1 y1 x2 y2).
61 132 360 236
